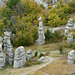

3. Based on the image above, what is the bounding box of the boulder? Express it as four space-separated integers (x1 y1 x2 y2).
26 49 33 60
38 56 46 62
14 46 26 69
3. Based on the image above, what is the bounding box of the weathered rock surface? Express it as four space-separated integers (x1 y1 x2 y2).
35 0 48 9
14 46 26 69
68 50 75 64
65 18 74 36
38 56 46 62
26 49 33 60
36 17 45 45
0 36 5 69
67 32 73 45
4 31 14 65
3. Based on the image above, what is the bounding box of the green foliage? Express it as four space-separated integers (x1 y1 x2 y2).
7 0 21 9
48 13 61 27
11 25 38 47
34 51 38 57
45 29 63 42
68 1 75 10
59 45 63 54
39 53 45 58
25 58 42 67
0 20 5 36
0 7 11 19
72 43 75 50
45 28 51 40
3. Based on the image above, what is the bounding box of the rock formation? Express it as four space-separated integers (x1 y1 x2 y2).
67 32 73 45
65 18 74 36
68 50 75 64
4 31 14 65
38 56 46 62
14 46 26 69
0 36 5 69
26 49 33 60
36 17 45 45
35 0 48 9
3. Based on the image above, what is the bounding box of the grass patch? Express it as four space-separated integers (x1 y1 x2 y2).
28 59 75 75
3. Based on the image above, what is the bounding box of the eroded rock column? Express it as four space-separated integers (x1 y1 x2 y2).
14 46 26 69
0 36 5 69
4 31 14 65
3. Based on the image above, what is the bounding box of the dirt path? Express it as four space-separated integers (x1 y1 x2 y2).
21 57 59 75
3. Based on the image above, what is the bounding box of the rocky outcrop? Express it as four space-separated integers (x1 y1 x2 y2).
14 46 26 69
67 32 73 45
4 31 14 65
36 17 45 45
65 18 74 36
68 50 75 64
26 49 33 60
0 36 5 69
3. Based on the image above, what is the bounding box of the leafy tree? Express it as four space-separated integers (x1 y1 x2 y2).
7 0 21 9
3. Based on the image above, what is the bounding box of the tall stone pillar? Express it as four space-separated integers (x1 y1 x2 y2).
65 18 74 36
4 31 14 65
0 36 5 69
36 17 45 45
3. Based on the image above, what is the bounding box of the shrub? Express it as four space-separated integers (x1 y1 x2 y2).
48 13 61 27
45 29 52 40
73 17 75 23
34 51 38 57
25 58 42 67
59 45 63 54
39 53 45 58
72 43 75 50
45 29 63 43
68 1 75 10
7 0 21 9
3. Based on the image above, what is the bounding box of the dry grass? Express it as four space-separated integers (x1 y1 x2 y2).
19 42 61 51
28 59 75 75
0 58 49 75
69 12 75 18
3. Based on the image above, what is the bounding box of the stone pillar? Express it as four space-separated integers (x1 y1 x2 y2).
0 36 5 69
26 49 33 60
67 32 73 45
68 50 75 64
52 0 55 4
65 18 74 36
36 17 45 45
14 46 26 69
4 31 14 65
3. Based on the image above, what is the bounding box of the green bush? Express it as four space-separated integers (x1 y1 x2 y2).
68 1 75 10
59 45 63 54
39 53 45 58
72 43 75 50
45 29 52 40
25 58 42 67
45 29 63 43
34 51 38 57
